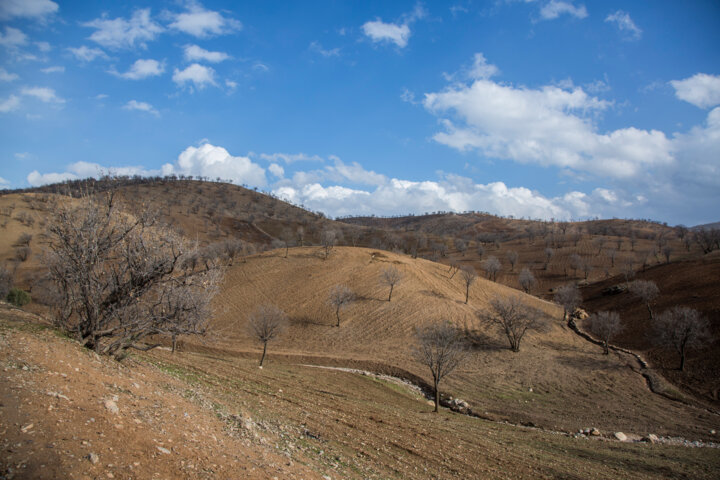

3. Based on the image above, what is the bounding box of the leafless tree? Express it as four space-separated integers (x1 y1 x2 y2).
460 265 477 304
544 247 554 270
554 283 581 322
413 322 467 412
629 279 659 321
45 191 223 360
222 238 244 266
518 267 536 293
476 244 485 259
592 237 605 254
662 245 673 263
15 246 30 262
281 228 294 258
621 259 635 289
454 238 467 256
381 266 402 301
606 248 617 267
581 258 593 280
585 311 622 354
297 226 305 247
328 284 355 327
479 295 543 352
629 232 637 251
483 256 501 282
0 264 12 300
569 253 582 277
321 229 337 260
654 306 709 371
507 251 519 272
247 304 288 366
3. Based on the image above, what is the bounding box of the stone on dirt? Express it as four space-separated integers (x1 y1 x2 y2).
104 399 119 414
614 432 627 441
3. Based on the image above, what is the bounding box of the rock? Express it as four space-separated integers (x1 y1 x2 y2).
20 423 34 433
156 446 171 455
103 399 119 415
614 432 627 442
643 433 659 444
88 453 100 464
589 428 601 436
711 429 716 435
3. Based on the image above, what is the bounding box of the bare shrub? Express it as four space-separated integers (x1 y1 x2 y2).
518 267 536 293
506 251 518 272
0 265 12 299
45 192 223 360
460 265 477 304
629 280 659 321
380 266 402 301
321 229 337 260
15 246 30 262
247 305 288 366
328 284 354 327
585 311 622 354
543 247 553 270
479 296 543 352
16 233 32 246
554 283 581 322
414 322 467 412
482 256 501 282
654 307 709 371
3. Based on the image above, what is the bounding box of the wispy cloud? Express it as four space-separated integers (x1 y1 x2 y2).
605 10 642 40
122 99 160 116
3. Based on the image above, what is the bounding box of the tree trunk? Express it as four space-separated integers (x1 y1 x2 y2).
434 379 440 413
646 303 654 321
603 340 609 355
465 285 469 304
171 333 177 354
260 341 267 366
388 285 394 302
336 308 341 327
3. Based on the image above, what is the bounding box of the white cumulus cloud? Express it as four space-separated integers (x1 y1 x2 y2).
0 26 28 49
84 8 163 49
183 44 230 63
169 3 241 38
0 68 19 81
68 45 108 62
0 95 21 113
21 86 64 103
605 10 642 40
670 73 720 109
362 20 411 48
162 143 266 186
122 100 159 116
172 63 216 90
539 1 588 20
112 59 164 80
0 0 58 20
27 161 160 187
41 66 64 74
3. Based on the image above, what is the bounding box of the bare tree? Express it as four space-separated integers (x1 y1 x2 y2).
328 284 355 327
247 305 288 366
413 322 467 413
476 244 485 259
654 307 709 371
662 245 673 263
606 248 617 267
629 280 659 321
454 238 467 256
45 192 223 360
585 311 622 354
554 283 581 322
581 258 592 280
460 265 477 304
15 246 30 262
569 253 582 277
518 267 536 293
507 251 519 272
479 296 543 352
543 247 554 270
222 238 244 266
0 264 12 300
380 266 402 301
593 237 605 254
483 256 501 282
621 259 635 289
321 229 337 260
297 226 305 247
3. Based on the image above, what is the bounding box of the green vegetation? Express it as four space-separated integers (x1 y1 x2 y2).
6 288 30 307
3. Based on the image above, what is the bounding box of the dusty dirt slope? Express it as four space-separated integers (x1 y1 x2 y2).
197 246 719 440
3 305 720 480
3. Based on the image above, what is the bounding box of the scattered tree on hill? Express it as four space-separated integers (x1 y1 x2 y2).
507 251 519 272
479 295 543 352
476 245 485 259
380 266 402 301
328 284 355 327
543 247 554 270
585 311 622 354
483 256 501 282
247 304 288 367
581 258 593 280
414 322 467 413
281 228 294 257
297 226 305 247
629 232 637 251
621 259 635 289
454 238 467 256
518 267 536 293
321 229 337 260
654 306 709 371
554 283 581 322
460 265 477 304
662 245 673 263
569 253 582 277
45 192 223 360
629 280 659 321
0 265 12 300
222 238 244 266
606 248 617 267
593 237 605 254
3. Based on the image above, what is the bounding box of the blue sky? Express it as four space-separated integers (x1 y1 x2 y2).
1 0 719 225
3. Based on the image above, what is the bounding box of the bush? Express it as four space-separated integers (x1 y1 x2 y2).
6 288 31 307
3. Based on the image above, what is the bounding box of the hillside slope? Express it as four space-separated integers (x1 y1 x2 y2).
197 247 719 440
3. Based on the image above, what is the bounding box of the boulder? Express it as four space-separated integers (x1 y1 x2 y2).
614 432 627 442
